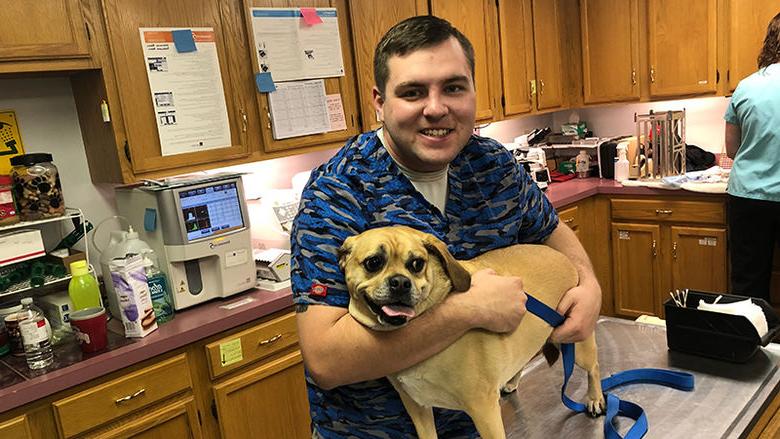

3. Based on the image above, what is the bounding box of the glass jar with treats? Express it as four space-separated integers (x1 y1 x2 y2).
10 153 66 221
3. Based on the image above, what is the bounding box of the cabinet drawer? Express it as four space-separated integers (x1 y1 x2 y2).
205 312 298 379
558 205 579 229
53 354 192 438
611 199 725 224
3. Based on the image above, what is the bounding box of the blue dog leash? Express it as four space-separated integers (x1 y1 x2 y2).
524 294 695 439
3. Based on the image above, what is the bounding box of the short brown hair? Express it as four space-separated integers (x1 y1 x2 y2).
373 16 475 95
758 12 780 69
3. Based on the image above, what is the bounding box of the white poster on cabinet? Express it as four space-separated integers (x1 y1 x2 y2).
268 79 330 139
250 8 345 82
139 27 232 156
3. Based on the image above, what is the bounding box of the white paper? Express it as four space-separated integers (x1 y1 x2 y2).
139 28 232 156
251 8 345 81
326 94 347 131
268 80 329 139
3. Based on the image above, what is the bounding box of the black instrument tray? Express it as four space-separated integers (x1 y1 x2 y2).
664 290 780 363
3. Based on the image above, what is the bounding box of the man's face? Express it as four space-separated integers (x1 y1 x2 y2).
372 37 477 172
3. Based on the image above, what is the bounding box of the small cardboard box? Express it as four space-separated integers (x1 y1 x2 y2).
39 291 74 329
48 249 87 274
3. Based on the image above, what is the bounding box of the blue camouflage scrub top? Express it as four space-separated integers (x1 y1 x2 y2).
291 130 559 438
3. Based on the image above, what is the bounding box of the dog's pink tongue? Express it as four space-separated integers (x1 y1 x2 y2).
382 305 416 318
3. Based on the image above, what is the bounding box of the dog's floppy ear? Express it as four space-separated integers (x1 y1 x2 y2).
338 235 354 271
423 235 471 292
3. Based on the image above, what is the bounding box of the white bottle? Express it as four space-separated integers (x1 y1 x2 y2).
17 298 54 369
614 146 630 183
575 150 590 178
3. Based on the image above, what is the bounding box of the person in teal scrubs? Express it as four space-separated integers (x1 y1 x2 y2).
724 12 780 301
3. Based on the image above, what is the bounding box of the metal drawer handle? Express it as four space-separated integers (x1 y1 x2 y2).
655 209 673 215
115 388 146 405
259 334 282 346
563 218 575 224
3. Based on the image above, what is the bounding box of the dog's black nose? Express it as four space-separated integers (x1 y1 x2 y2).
388 275 412 295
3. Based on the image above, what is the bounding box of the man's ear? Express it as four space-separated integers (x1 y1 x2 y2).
372 86 384 122
338 236 354 271
423 236 471 292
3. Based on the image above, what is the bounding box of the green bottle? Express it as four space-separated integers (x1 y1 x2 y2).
68 260 102 311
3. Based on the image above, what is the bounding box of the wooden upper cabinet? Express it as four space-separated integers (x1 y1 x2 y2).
728 0 780 92
530 0 564 110
647 0 717 97
497 0 535 116
431 0 501 122
349 0 428 132
101 0 252 174
244 0 361 153
0 0 90 61
580 0 639 104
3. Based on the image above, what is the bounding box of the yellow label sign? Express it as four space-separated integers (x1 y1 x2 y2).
0 110 25 175
219 338 243 367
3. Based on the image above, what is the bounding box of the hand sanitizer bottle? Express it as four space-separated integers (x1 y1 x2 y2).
614 146 630 182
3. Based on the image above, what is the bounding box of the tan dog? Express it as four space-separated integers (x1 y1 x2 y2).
338 225 605 439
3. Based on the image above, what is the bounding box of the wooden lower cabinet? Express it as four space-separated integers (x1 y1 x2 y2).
212 350 310 439
610 196 727 318
82 396 202 439
0 415 33 438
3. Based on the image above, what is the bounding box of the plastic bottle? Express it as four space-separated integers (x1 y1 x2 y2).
575 150 590 178
17 298 53 369
68 260 102 311
142 250 175 324
614 146 630 183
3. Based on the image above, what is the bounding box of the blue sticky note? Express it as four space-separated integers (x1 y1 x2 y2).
144 208 157 232
255 72 276 93
172 29 197 53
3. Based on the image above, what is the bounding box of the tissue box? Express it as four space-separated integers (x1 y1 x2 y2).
665 290 780 363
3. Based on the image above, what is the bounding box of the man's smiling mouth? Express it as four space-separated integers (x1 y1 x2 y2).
420 128 453 137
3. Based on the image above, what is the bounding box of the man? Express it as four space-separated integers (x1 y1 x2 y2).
291 16 601 438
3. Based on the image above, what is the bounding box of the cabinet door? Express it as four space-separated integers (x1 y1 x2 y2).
497 0 535 116
431 0 500 122
530 0 564 110
213 350 310 439
647 0 717 97
612 223 662 317
580 0 639 103
0 0 90 61
102 0 251 174
245 0 361 153
0 415 33 439
350 0 429 131
670 226 727 294
728 0 780 91
87 396 202 439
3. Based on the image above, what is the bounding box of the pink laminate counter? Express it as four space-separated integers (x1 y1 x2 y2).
0 287 292 414
0 177 724 415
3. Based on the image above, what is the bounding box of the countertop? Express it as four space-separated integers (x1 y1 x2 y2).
501 317 779 438
0 287 293 414
0 177 728 415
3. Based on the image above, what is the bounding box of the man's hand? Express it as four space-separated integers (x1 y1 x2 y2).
449 268 527 333
550 278 601 343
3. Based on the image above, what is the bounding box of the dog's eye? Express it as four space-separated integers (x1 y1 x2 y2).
363 256 384 273
408 258 425 273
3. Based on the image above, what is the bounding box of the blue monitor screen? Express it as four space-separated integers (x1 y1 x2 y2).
178 181 244 242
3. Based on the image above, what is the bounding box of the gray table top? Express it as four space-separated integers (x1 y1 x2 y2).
500 317 780 438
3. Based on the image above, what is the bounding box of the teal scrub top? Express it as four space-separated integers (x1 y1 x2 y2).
724 63 780 202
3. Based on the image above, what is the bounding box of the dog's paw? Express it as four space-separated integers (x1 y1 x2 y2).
587 394 606 417
500 382 519 394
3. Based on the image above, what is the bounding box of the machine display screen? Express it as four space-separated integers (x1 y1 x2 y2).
178 181 244 242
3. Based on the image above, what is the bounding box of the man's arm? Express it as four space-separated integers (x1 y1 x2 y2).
543 222 602 343
296 269 526 390
725 122 741 159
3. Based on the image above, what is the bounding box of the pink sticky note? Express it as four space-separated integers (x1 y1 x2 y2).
300 8 323 25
